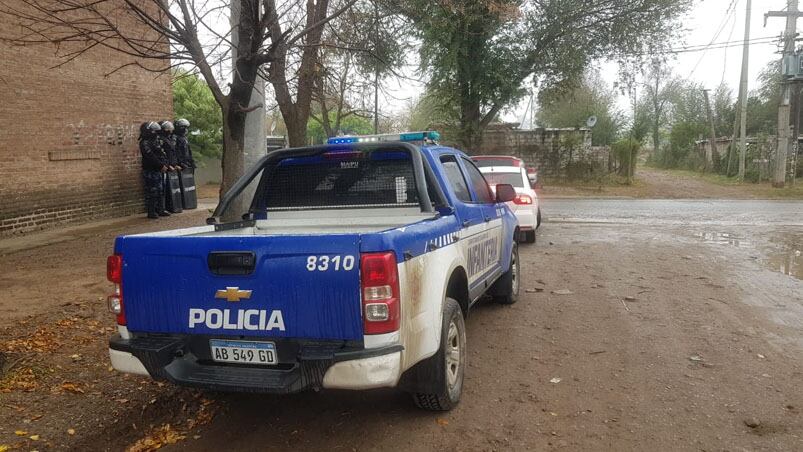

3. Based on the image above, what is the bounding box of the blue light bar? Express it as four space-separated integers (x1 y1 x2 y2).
326 131 440 145
327 137 359 145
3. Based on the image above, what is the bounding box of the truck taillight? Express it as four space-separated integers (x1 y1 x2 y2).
106 254 126 325
513 194 533 205
360 251 400 334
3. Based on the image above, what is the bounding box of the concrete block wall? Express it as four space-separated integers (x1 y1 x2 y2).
447 124 604 176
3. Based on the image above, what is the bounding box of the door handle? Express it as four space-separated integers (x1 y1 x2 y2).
462 220 471 228
484 216 491 222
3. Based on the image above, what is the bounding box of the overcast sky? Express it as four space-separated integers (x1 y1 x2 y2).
380 0 792 127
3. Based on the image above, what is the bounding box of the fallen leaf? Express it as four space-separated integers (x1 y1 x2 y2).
67 428 76 435
689 355 703 362
436 418 449 426
550 378 562 384
551 289 573 295
61 382 84 394
0 444 9 452
128 424 186 452
29 434 40 441
757 354 765 359
14 430 27 436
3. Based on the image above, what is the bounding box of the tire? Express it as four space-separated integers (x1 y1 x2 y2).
411 297 466 411
491 242 520 304
536 208 542 228
524 230 536 243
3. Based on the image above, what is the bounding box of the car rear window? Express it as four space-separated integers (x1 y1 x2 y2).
473 158 521 168
256 150 421 210
482 172 525 188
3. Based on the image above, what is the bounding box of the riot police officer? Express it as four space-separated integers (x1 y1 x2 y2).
139 122 170 219
174 118 195 169
159 121 183 213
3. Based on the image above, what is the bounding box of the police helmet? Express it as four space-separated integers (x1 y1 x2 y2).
160 121 175 133
175 118 190 128
146 121 161 133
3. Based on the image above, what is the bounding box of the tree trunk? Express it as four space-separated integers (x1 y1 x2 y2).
220 106 248 221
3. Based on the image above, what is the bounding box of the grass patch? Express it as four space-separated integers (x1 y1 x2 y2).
655 168 803 199
541 173 634 188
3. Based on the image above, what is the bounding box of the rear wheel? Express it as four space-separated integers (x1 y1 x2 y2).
492 242 520 304
524 230 536 243
411 297 466 411
536 208 542 228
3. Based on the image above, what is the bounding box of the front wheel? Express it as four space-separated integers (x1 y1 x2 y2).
491 242 520 304
411 298 466 411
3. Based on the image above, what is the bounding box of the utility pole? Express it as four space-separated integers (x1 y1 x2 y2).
792 84 801 185
766 0 802 187
703 89 717 172
737 0 752 180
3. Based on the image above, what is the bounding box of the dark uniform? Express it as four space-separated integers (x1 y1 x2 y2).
174 118 198 209
159 121 183 213
175 118 195 169
139 122 169 219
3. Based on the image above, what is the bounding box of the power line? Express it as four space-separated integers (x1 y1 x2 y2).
686 0 739 78
721 0 741 85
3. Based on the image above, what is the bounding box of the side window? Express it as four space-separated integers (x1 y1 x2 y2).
461 158 494 203
439 155 472 203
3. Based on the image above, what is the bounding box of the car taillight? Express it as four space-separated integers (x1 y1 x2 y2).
360 251 400 334
513 194 533 205
106 254 126 325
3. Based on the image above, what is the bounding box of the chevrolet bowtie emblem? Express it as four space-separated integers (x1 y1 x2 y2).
215 287 252 302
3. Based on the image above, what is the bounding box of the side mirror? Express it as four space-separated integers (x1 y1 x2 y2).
495 184 516 203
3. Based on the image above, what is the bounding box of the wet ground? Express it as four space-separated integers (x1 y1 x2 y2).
1 198 802 451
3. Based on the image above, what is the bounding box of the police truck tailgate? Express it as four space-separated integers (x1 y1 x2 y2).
117 233 363 341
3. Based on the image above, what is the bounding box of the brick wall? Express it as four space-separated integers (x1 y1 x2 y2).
0 3 172 236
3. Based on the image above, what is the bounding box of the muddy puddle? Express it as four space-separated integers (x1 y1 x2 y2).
764 232 803 280
696 231 751 247
696 230 802 281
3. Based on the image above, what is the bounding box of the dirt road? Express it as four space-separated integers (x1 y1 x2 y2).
1 199 802 451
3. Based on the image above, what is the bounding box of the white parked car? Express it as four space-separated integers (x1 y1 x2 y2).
473 156 541 243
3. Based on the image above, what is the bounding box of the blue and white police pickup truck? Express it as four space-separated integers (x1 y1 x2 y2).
106 131 521 410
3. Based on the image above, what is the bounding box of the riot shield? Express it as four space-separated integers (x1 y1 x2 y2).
179 168 198 210
165 171 183 213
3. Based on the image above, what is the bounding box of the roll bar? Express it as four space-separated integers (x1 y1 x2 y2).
206 142 448 225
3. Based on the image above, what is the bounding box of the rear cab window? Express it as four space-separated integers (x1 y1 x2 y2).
254 149 421 211
481 171 525 188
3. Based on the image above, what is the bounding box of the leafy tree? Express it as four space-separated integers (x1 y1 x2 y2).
635 59 684 154
307 113 374 144
536 72 623 146
173 71 223 160
396 0 691 151
611 138 640 177
746 60 782 136
311 1 410 138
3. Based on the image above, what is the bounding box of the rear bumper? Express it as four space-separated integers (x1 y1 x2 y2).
109 334 402 393
514 208 537 230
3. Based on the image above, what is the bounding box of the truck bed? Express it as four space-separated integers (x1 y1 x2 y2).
130 208 437 237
